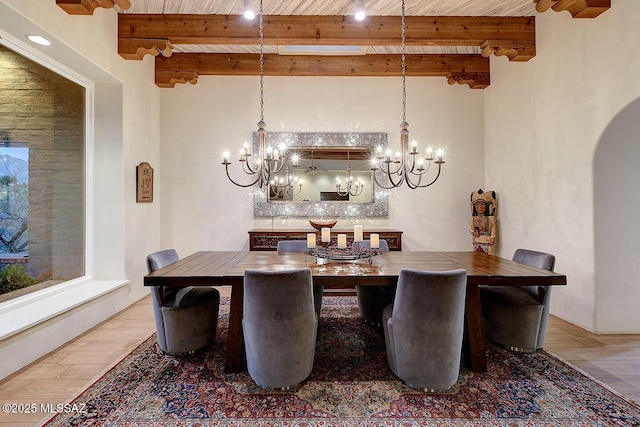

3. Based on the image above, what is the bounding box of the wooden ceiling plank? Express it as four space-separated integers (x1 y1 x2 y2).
533 0 609 17
119 14 535 43
155 71 199 88
118 38 174 60
154 52 490 89
119 15 535 61
57 0 130 15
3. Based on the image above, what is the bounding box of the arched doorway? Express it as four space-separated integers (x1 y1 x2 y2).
593 97 640 332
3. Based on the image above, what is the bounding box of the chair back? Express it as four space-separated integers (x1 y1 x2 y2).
386 268 467 390
513 248 555 271
146 248 181 304
512 248 556 347
276 240 309 252
243 268 317 388
146 248 179 273
359 239 390 252
512 248 555 297
146 249 182 352
276 239 325 320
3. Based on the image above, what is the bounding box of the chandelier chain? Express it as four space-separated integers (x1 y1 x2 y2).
223 0 302 193
401 0 406 124
259 0 265 123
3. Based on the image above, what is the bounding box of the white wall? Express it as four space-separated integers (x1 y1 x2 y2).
160 76 485 254
485 0 640 332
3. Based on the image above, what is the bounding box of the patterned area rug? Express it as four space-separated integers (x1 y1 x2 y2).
44 297 640 426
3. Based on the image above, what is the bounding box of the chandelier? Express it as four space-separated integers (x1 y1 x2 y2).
335 151 365 197
371 0 445 189
221 0 301 195
271 174 303 198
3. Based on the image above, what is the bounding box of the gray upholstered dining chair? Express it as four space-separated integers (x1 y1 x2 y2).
146 249 220 355
276 240 323 319
243 268 317 389
480 248 556 352
355 239 392 327
383 268 467 391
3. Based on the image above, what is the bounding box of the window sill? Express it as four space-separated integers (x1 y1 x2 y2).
0 278 129 341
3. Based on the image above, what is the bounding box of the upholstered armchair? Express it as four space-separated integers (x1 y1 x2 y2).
480 248 556 352
243 268 317 389
355 239 392 326
276 240 323 319
383 269 467 391
146 249 220 355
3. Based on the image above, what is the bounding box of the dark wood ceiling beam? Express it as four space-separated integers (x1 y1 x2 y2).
154 53 490 89
56 0 130 15
120 15 536 62
118 38 174 60
534 0 610 18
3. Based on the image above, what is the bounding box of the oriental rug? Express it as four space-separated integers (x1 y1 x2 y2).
44 297 640 426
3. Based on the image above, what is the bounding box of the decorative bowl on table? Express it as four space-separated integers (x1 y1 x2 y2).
308 219 338 230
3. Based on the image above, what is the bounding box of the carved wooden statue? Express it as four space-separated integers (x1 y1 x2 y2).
469 189 497 254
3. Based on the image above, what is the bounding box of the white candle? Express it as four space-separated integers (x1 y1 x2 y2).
370 233 380 249
354 225 364 242
307 233 316 249
337 234 347 249
321 228 331 243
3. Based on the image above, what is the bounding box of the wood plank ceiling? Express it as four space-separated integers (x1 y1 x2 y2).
56 0 610 89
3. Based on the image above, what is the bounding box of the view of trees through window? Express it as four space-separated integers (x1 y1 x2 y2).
0 145 28 255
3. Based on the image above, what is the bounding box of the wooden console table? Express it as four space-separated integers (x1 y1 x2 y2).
248 229 403 251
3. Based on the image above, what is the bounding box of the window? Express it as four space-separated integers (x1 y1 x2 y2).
0 45 85 298
0 144 29 255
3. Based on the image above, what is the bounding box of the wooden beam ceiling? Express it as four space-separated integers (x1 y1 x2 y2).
55 0 611 89
120 14 524 88
533 0 610 18
154 53 490 89
118 15 535 60
56 0 130 15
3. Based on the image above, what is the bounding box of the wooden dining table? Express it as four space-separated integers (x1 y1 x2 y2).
144 250 567 373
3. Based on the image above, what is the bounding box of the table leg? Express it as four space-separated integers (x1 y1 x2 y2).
464 282 487 372
225 281 244 373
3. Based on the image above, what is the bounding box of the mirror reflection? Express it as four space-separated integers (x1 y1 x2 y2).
269 147 372 203
253 132 389 218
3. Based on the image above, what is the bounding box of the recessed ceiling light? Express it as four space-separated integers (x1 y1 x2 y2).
243 0 255 20
354 0 366 21
26 34 51 46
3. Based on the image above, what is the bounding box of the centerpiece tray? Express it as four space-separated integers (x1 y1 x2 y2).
306 245 382 261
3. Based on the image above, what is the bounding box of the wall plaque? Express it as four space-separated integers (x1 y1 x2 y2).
136 162 154 203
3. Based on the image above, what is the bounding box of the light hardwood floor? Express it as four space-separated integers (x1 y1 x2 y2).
0 290 638 426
